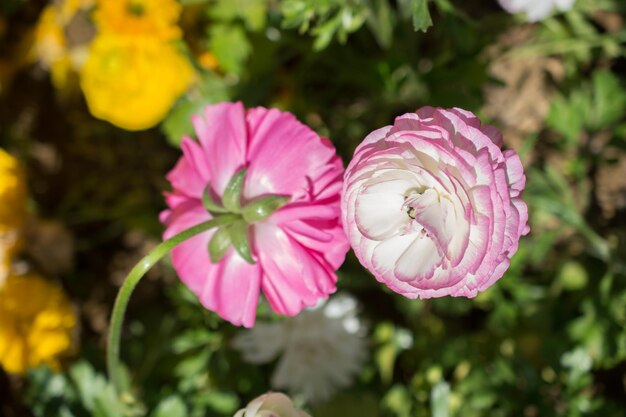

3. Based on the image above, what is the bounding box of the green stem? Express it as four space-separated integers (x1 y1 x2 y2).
106 214 238 392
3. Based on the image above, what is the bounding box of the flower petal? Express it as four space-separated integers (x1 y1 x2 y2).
192 102 248 195
245 107 339 200
255 224 337 316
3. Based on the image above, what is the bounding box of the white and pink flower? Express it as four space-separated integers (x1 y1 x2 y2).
234 392 311 417
341 107 529 299
498 0 576 22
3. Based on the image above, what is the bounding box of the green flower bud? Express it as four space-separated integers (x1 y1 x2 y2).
242 195 290 223
208 226 232 263
202 185 228 214
222 168 246 212
229 220 254 264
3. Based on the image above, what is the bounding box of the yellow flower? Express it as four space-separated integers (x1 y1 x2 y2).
94 0 182 41
0 149 26 235
0 149 26 282
31 1 94 90
80 34 193 130
0 273 77 375
0 231 21 283
32 6 67 69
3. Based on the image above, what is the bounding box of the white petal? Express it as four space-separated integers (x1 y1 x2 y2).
355 190 406 240
371 233 418 275
394 235 442 282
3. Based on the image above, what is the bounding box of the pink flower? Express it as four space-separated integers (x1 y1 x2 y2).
161 102 349 327
341 107 529 299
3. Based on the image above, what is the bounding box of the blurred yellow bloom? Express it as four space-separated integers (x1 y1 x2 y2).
0 273 77 375
0 149 26 235
95 0 182 40
80 35 193 130
32 6 67 69
198 51 219 70
0 231 21 283
0 149 26 282
32 1 94 90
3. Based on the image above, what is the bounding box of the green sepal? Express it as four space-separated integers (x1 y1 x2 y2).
202 185 228 214
228 220 254 264
208 226 231 263
242 195 290 223
222 168 247 212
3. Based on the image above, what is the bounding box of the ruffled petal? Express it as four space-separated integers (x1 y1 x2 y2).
245 107 340 201
255 223 337 316
191 102 248 195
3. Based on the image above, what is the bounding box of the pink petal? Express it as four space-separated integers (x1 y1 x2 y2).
244 107 339 200
162 201 213 295
198 251 262 328
282 218 349 269
165 137 208 199
255 223 337 316
164 200 261 327
503 150 526 197
192 102 248 195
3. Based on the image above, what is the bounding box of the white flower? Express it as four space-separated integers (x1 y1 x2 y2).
233 295 368 403
234 392 311 417
498 0 576 22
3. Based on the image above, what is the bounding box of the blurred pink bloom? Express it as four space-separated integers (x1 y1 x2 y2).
342 107 529 299
161 102 348 327
234 392 311 417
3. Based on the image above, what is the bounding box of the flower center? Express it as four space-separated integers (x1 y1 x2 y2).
399 188 440 236
126 1 145 16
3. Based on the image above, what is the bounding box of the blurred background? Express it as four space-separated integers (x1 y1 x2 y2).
1 0 626 416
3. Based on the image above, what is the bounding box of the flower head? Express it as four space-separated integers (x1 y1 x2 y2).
0 149 27 234
234 392 311 417
0 273 77 375
32 1 94 90
80 35 193 130
342 107 529 299
160 102 349 328
0 149 27 282
94 0 182 41
233 295 367 402
498 0 576 22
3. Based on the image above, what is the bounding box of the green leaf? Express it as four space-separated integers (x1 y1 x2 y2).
547 70 626 144
210 0 268 31
315 394 380 417
151 396 187 417
208 226 232 263
208 24 252 74
366 0 394 49
228 220 254 264
202 185 228 214
589 70 626 129
411 0 433 32
558 261 588 291
281 0 368 50
222 168 246 212
241 195 290 223
69 362 129 417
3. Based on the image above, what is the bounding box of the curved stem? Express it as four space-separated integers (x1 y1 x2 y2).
106 214 238 392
